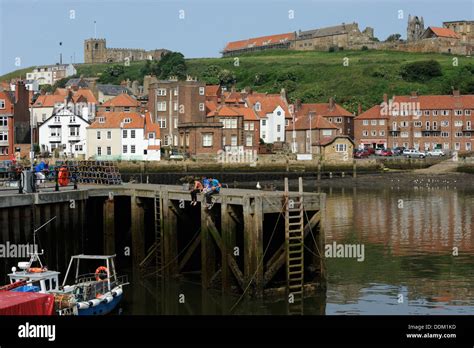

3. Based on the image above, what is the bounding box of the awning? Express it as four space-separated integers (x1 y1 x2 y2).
360 139 387 144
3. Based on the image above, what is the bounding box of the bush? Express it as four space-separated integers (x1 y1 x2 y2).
400 60 442 82
361 46 369 51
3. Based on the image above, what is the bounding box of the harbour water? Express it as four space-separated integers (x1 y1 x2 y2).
122 181 474 315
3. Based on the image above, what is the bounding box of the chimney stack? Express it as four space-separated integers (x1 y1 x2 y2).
453 89 460 97
329 97 335 110
383 93 388 104
280 88 287 102
357 103 362 115
410 91 418 98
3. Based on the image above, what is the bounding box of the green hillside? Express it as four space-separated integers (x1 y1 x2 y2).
2 49 473 114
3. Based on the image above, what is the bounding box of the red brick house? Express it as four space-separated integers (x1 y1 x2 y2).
99 93 141 113
0 90 15 160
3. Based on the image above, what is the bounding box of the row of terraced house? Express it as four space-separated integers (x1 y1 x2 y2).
1 76 474 162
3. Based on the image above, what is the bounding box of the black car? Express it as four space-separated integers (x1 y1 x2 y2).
392 147 406 156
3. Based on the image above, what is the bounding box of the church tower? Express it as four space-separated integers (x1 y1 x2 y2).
84 39 107 64
407 15 425 42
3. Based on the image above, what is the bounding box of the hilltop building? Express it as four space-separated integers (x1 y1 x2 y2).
84 38 170 64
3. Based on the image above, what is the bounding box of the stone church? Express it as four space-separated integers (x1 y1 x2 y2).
84 38 170 64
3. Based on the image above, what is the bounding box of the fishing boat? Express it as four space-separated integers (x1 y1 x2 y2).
60 254 128 316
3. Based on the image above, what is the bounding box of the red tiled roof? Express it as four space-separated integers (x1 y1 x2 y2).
0 91 13 114
206 101 218 115
206 104 258 121
392 94 474 109
246 94 290 118
427 27 461 39
223 91 244 104
144 112 160 137
224 32 296 52
296 102 353 118
205 85 220 97
355 105 389 120
102 93 140 107
293 114 338 130
33 95 67 107
89 112 145 129
73 89 98 105
54 88 68 96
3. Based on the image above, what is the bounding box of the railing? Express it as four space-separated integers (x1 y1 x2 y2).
74 273 128 302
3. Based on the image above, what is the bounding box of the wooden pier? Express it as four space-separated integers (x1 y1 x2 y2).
0 182 326 302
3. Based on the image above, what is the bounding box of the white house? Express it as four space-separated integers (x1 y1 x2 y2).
246 91 291 144
86 112 161 161
10 80 39 93
38 106 90 158
26 64 77 86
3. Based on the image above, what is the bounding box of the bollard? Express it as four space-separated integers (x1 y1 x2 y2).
55 168 59 191
341 172 345 178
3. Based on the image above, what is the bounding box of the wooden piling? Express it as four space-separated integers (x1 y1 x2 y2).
201 203 216 289
221 196 237 293
162 194 179 277
131 195 145 270
103 198 115 255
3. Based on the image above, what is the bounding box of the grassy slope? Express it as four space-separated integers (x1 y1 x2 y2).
1 49 472 114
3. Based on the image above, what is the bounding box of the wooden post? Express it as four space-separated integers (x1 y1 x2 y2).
243 195 264 297
103 198 115 255
318 194 326 280
317 162 321 181
221 197 237 293
353 159 357 178
162 194 179 277
131 195 145 270
201 202 216 289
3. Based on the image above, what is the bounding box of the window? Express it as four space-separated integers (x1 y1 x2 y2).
231 135 237 146
362 130 368 136
123 145 128 153
379 130 385 136
400 121 408 127
379 120 385 126
249 122 255 131
75 145 83 151
69 126 79 136
455 110 463 116
124 107 130 112
414 131 422 138
202 133 213 147
363 120 369 125
261 119 266 126
262 132 266 139
199 103 205 111
467 121 472 130
174 102 178 111
163 135 170 146
131 130 136 138
148 132 155 139
466 143 472 151
246 135 253 147
254 102 261 112
174 89 178 96
0 132 7 141
107 147 111 155
0 100 5 109
424 110 430 116
455 120 463 127
0 116 7 126
69 116 76 123
444 143 450 150
158 118 166 128
131 145 136 154
97 131 101 139
105 107 111 112
123 129 127 138
442 110 449 116
432 110 438 116
441 121 449 127
157 89 167 96
157 102 167 111
414 121 422 127
401 132 409 138
335 117 343 123
174 118 178 129
277 125 281 132
222 136 226 146
98 117 105 123
441 131 449 137
455 143 460 150
371 120 377 125
322 130 332 136
97 147 102 156
199 87 205 95
107 131 111 139
335 144 347 152
124 118 131 124
455 132 463 137
465 110 471 116
54 116 61 123
425 121 430 129
244 122 249 131
371 130 377 136
286 119 290 126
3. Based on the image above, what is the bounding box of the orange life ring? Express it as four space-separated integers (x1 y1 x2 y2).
95 266 108 281
28 267 44 273
58 167 69 187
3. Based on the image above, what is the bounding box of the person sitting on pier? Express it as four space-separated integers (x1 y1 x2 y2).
190 178 203 206
202 177 210 193
205 177 221 209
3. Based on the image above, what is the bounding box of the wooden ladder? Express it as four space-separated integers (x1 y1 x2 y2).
285 177 304 315
139 192 163 276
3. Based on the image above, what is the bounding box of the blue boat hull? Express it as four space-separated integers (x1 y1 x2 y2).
77 293 123 316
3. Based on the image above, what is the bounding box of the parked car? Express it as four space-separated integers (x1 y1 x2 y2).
365 147 376 155
393 147 406 156
403 149 426 159
354 149 370 158
381 149 393 156
374 148 384 156
425 149 445 157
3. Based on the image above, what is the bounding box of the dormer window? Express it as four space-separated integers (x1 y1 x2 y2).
0 100 5 109
124 107 130 112
254 102 261 112
124 118 131 124
105 107 111 112
98 117 105 123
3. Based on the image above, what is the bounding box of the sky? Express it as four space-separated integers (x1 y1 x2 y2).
0 0 473 75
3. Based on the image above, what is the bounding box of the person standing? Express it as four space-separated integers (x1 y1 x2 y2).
190 178 203 206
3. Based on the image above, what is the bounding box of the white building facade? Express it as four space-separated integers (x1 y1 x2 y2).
38 107 89 157
258 104 288 143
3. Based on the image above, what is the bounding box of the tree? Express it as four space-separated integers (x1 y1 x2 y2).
400 60 442 82
99 65 126 83
385 33 402 42
200 65 221 84
218 69 236 87
152 52 188 80
40 84 53 93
